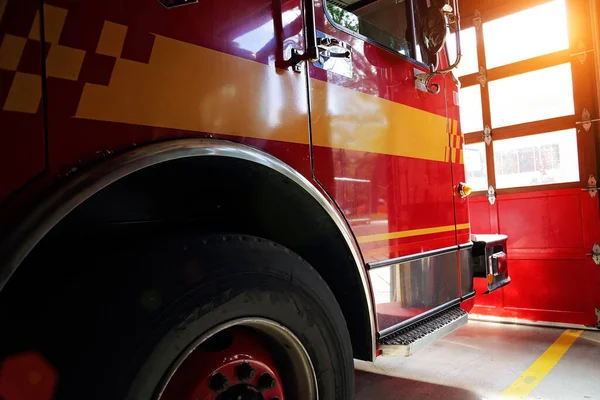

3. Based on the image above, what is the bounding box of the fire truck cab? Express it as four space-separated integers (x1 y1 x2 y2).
0 0 510 398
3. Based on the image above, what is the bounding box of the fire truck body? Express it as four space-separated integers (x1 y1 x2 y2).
0 0 510 398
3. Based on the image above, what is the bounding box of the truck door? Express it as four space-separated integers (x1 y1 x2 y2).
306 0 462 333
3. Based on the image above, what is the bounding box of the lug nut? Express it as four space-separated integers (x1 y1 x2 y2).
237 361 255 381
258 373 277 391
209 372 229 393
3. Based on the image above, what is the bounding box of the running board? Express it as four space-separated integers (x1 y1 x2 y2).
378 306 468 357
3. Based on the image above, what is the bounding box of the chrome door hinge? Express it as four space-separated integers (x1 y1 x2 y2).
483 125 492 145
576 108 600 132
583 175 599 198
487 185 496 205
587 243 600 265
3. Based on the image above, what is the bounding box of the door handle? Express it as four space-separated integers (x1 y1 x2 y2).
316 37 352 60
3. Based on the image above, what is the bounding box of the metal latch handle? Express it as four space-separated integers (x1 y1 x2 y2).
316 37 352 60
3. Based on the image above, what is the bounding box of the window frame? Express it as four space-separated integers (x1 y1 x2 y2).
322 0 431 69
458 0 598 195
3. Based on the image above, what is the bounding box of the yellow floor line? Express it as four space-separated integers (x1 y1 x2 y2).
502 329 583 399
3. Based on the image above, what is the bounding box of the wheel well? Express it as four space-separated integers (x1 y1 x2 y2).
2 155 373 361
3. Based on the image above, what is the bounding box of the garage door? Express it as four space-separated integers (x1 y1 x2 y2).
455 0 600 326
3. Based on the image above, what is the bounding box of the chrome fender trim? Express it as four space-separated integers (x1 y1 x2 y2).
0 138 376 359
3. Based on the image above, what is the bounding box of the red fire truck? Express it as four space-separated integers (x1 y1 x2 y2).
0 0 510 398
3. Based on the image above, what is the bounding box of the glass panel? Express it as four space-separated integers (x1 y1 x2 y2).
489 63 574 128
446 27 478 77
459 85 483 133
464 142 488 191
493 129 579 189
326 0 413 58
483 0 569 69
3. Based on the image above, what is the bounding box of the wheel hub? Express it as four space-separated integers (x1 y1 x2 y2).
160 327 284 400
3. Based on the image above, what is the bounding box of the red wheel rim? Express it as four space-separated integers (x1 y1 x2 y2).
156 318 317 400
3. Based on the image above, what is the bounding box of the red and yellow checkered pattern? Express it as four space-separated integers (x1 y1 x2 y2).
0 2 154 115
445 119 463 164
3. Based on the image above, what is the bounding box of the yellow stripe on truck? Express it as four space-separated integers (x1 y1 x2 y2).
76 35 311 146
357 223 470 244
76 34 455 163
309 78 448 162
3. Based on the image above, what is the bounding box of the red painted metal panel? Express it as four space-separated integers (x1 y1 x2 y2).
309 6 460 261
0 0 472 263
40 0 305 175
470 187 600 326
0 0 46 202
503 259 588 313
498 191 583 249
0 0 314 234
452 163 471 244
469 196 492 234
460 296 475 313
472 277 504 308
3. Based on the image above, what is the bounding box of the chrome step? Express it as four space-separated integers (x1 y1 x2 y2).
378 306 468 357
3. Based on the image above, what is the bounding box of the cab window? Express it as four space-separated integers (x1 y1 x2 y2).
325 0 432 65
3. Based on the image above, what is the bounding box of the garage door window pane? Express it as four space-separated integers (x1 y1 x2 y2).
489 63 574 128
446 27 478 77
459 85 483 133
464 142 488 191
483 0 569 69
493 129 579 189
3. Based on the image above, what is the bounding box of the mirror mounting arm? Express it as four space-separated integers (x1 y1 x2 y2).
423 0 462 94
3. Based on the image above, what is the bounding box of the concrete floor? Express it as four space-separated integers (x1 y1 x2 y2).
355 321 600 399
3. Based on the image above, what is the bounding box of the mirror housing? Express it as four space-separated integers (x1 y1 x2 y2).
422 6 447 60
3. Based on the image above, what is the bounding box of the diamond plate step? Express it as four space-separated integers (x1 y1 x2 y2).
378 306 468 357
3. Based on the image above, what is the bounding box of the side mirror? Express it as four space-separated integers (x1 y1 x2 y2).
422 6 447 61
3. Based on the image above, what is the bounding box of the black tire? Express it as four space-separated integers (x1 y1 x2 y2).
3 234 354 399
